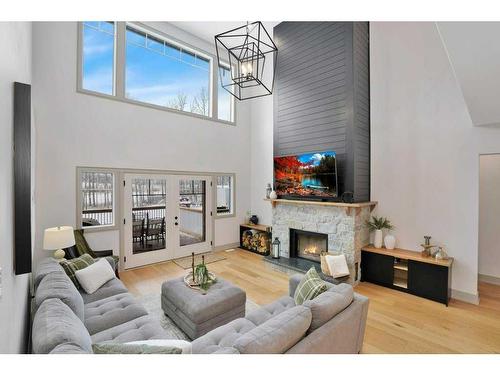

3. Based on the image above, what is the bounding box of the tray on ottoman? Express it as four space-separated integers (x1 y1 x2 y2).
161 276 246 340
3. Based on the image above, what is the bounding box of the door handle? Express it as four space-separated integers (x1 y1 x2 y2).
175 222 178 226
174 216 178 220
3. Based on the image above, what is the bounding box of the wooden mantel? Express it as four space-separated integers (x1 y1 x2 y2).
264 198 377 215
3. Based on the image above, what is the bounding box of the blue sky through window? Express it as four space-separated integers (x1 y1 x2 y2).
82 22 115 95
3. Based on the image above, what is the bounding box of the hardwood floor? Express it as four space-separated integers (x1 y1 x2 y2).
120 248 500 353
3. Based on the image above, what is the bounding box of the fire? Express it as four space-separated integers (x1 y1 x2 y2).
303 246 319 255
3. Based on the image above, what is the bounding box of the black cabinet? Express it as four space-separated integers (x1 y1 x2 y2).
408 260 451 305
361 251 394 286
361 248 452 306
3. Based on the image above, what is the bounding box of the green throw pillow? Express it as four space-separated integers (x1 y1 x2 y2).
60 254 95 289
92 343 182 354
294 267 328 305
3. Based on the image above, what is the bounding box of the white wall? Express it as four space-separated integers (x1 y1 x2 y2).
32 22 252 266
371 22 500 302
0 22 32 353
479 154 500 279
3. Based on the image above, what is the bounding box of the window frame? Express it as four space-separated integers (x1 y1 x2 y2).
76 167 118 232
77 22 236 125
214 173 236 218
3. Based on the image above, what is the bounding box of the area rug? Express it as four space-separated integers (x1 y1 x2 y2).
173 251 226 269
137 293 260 341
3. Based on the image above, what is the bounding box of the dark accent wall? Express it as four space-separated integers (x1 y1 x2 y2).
14 82 32 275
273 22 370 202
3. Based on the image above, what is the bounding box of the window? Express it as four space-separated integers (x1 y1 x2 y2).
81 22 116 95
79 170 115 228
216 175 234 216
218 66 234 122
125 25 211 116
78 22 235 124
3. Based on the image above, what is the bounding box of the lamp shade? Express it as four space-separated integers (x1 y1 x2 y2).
43 226 75 250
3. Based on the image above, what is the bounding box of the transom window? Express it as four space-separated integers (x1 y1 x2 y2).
78 22 235 123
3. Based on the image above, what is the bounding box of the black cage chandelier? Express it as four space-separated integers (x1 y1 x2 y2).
215 22 278 101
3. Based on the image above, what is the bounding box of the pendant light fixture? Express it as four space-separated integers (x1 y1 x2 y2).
215 21 278 101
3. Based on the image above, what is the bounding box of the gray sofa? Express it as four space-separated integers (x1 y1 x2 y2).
31 257 170 354
31 258 369 354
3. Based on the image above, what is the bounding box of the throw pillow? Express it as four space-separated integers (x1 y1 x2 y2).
125 340 192 354
75 258 115 294
59 254 95 289
294 267 328 305
92 343 182 354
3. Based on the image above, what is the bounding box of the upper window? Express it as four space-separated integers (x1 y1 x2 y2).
216 175 234 216
82 22 116 95
79 22 235 124
79 170 115 228
125 25 211 116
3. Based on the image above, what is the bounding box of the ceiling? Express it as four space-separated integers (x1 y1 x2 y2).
170 21 280 44
438 22 500 127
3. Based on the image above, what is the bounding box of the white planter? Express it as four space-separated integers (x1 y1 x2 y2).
374 229 383 249
269 190 278 200
384 234 396 250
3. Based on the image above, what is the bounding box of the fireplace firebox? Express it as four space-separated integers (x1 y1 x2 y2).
289 229 328 263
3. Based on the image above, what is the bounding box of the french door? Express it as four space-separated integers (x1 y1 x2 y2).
123 173 212 269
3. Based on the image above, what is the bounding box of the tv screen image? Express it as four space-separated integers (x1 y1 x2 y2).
274 151 338 199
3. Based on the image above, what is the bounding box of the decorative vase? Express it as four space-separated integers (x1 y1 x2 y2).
374 229 383 249
384 234 396 250
250 215 259 225
266 183 272 199
269 190 278 200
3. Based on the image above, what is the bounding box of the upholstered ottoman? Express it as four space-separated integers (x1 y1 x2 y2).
161 277 246 340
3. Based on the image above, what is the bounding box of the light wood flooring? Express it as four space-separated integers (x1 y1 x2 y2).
120 248 500 353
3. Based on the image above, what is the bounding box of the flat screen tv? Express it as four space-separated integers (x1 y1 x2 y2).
274 151 338 200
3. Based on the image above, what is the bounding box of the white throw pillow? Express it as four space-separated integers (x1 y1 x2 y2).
125 339 192 354
325 254 350 278
75 258 115 294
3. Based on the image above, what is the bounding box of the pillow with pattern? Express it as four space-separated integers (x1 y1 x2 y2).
59 254 95 289
294 267 328 305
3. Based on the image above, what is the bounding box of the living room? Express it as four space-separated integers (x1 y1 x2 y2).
1 0 500 371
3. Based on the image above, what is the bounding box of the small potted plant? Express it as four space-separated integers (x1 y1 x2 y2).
366 216 394 249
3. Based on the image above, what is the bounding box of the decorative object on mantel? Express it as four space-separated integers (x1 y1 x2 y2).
249 214 259 225
272 237 281 259
184 252 217 293
266 183 272 199
434 246 449 260
215 21 278 101
365 216 394 249
420 235 437 257
269 190 278 200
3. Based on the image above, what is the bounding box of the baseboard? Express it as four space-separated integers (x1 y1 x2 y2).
451 289 480 305
479 273 500 286
213 242 240 252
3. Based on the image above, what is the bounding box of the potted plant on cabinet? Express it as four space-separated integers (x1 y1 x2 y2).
366 216 394 249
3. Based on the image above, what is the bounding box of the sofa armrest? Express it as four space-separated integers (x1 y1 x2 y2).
93 249 113 257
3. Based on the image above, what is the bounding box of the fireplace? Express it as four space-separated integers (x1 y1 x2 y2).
289 229 328 263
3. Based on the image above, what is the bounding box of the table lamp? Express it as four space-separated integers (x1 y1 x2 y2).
43 226 75 261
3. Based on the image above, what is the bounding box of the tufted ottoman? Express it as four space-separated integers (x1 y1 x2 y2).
161 276 246 340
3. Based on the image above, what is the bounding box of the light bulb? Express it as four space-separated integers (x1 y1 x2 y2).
241 63 247 75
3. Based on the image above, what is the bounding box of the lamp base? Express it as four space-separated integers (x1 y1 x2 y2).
53 248 66 261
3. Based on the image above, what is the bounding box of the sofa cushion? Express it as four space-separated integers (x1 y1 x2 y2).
84 292 148 335
90 315 169 344
233 305 312 354
92 343 182 354
294 267 328 305
32 298 93 354
303 283 354 332
60 254 95 289
76 258 116 294
80 277 128 304
192 318 257 354
245 296 295 326
50 342 91 354
33 257 65 290
35 271 85 321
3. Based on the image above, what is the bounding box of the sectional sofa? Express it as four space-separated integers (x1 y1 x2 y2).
31 257 369 354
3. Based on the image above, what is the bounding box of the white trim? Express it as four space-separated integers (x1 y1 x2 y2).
451 289 480 305
479 273 500 286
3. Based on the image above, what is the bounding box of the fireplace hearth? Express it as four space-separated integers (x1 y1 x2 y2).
290 229 328 263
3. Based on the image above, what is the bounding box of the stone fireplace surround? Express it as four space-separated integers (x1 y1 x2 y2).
270 199 376 284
